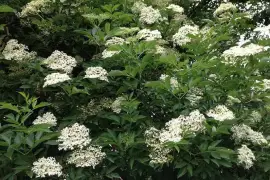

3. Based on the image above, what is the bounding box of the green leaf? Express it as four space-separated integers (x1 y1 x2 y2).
0 102 20 113
187 165 193 176
0 5 14 13
26 134 34 148
106 165 118 175
210 152 221 159
33 102 50 109
108 70 126 77
0 141 8 146
5 146 14 159
208 140 222 150
145 81 164 89
177 168 187 178
105 22 111 33
20 112 33 124
106 173 121 179
129 158 134 169
33 132 59 147
216 160 232 167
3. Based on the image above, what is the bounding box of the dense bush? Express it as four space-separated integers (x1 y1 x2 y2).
0 0 270 179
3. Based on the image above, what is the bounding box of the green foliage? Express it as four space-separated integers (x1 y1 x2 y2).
0 0 270 179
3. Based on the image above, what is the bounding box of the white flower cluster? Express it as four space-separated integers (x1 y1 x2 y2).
111 97 125 114
43 73 71 87
139 6 161 25
2 39 37 61
237 1 270 18
262 79 270 91
160 74 178 89
33 112 57 126
145 127 171 164
102 49 120 58
206 105 235 121
58 123 92 151
20 0 51 17
222 43 267 64
160 110 206 143
226 95 241 105
237 145 255 169
32 157 62 178
172 25 199 46
186 88 203 106
167 4 184 14
248 111 262 123
131 1 147 14
155 45 166 55
254 25 270 40
149 145 171 165
67 145 106 168
231 124 267 146
137 29 162 41
84 67 109 82
44 50 77 74
105 37 125 46
213 2 237 17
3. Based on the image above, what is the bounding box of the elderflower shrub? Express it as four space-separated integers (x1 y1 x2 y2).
2 0 270 179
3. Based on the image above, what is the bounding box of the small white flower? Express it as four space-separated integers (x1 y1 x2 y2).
32 157 62 178
253 24 270 39
231 124 267 145
248 111 262 123
167 4 184 14
111 97 125 114
186 88 203 106
237 145 255 169
137 29 162 41
101 49 120 58
172 25 199 46
105 37 125 46
33 112 57 126
222 43 267 65
131 1 147 14
139 6 161 24
43 73 71 87
160 74 178 89
213 2 237 17
84 67 109 82
155 45 166 55
20 0 51 17
58 123 91 151
44 50 77 74
2 39 36 61
262 79 270 91
206 105 235 121
67 145 106 168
